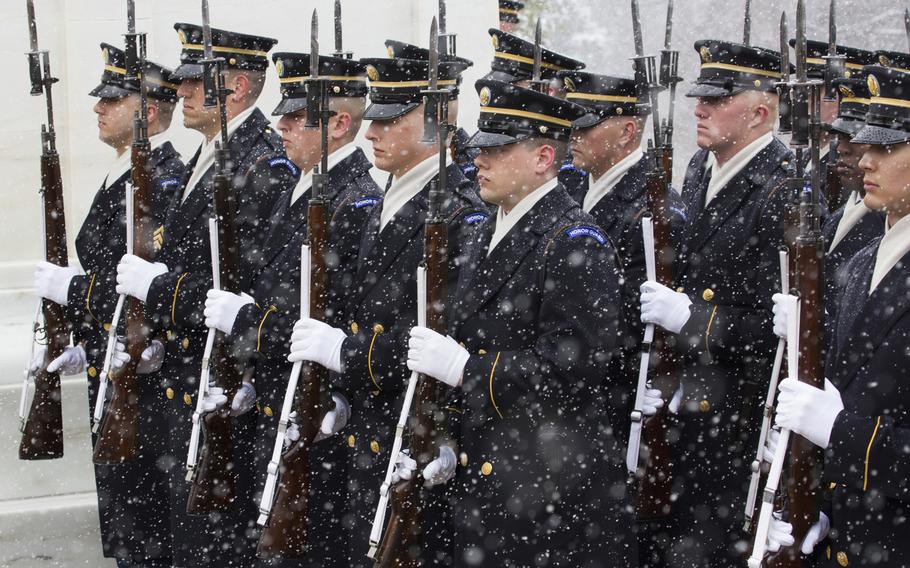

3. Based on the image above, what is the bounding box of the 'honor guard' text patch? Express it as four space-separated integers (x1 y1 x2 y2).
159 177 181 189
268 157 300 177
464 212 489 225
565 225 606 245
353 197 380 209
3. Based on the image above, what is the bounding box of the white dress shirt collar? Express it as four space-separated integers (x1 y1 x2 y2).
704 131 774 206
379 154 449 231
488 176 560 255
181 106 258 203
870 213 910 295
290 141 360 205
582 148 644 213
828 191 872 253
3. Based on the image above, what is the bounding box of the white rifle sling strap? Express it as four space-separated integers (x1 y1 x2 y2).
748 293 801 568
186 217 221 481
19 301 43 428
626 215 656 474
92 183 135 432
257 244 309 526
744 249 790 529
367 265 428 558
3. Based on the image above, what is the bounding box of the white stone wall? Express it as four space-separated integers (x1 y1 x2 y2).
0 0 498 291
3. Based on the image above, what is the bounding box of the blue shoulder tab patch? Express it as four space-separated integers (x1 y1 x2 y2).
158 177 181 189
353 197 380 209
268 157 300 177
463 212 489 225
565 225 606 245
668 203 687 222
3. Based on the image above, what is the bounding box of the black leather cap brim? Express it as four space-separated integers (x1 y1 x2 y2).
89 83 133 99
851 124 910 145
272 97 308 117
364 101 419 121
171 63 205 81
829 117 864 136
481 69 520 84
685 82 744 98
573 112 608 129
465 129 522 148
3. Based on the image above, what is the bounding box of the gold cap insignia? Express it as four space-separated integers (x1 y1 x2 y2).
700 46 712 64
101 47 109 64
563 77 576 92
491 34 500 51
879 54 890 67
177 29 188 45
538 125 549 134
479 86 491 106
844 70 852 78
839 85 855 99
274 59 284 77
867 73 880 97
366 65 379 82
616 107 624 115
387 46 395 58
754 79 762 88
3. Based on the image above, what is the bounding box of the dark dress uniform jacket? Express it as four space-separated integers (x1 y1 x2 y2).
661 137 793 565
820 199 885 316
143 108 298 567
65 141 183 564
448 184 637 568
230 148 381 567
336 163 488 567
820 241 910 567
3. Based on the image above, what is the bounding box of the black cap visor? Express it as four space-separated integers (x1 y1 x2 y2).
851 124 910 145
686 81 745 98
481 69 521 84
272 96 308 117
171 63 205 81
572 111 609 129
828 117 864 136
364 101 420 121
89 83 133 99
465 129 525 148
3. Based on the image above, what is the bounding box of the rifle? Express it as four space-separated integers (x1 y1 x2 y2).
93 0 153 464
627 0 679 521
20 0 68 461
186 0 244 514
368 16 451 566
333 0 352 60
256 10 335 558
822 0 846 211
744 0 753 45
528 18 547 95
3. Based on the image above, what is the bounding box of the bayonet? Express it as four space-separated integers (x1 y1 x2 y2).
438 0 446 37
795 0 806 84
26 0 43 96
26 0 37 53
663 0 674 51
778 10 793 134
310 9 319 82
828 0 836 54
631 0 644 57
823 0 845 100
905 8 909 51
428 17 439 92
530 18 547 94
743 0 752 45
334 0 343 56
438 0 456 57
126 0 135 34
201 0 213 60
421 16 440 145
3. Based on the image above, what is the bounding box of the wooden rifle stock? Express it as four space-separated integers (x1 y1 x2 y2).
373 220 448 568
257 199 331 558
20 143 67 460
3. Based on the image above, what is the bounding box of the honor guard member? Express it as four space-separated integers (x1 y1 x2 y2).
287 52 488 566
201 51 381 566
497 0 524 33
113 24 296 568
401 79 637 567
819 71 884 316
790 39 877 192
637 40 794 566
768 64 910 568
385 40 480 183
483 28 591 200
32 41 183 568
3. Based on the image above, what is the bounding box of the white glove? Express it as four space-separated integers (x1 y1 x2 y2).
640 281 692 334
406 326 469 388
201 385 228 413
766 512 795 553
204 289 254 335
111 339 165 374
763 427 781 464
315 393 351 442
775 378 844 449
800 512 830 555
284 411 301 449
29 345 88 375
772 293 797 340
390 446 457 488
668 382 684 414
642 387 664 417
287 318 346 373
34 261 81 306
231 382 257 416
116 254 167 303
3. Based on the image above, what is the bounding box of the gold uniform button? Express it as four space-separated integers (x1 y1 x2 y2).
370 440 380 454
699 400 711 413
829 482 838 490
836 551 849 566
702 288 715 302
372 323 384 334
103 323 111 332
478 349 487 355
181 338 190 350
347 435 356 448
264 406 273 417
165 387 174 400
183 393 192 406
459 452 468 467
350 322 359 334
87 366 97 378
481 461 493 476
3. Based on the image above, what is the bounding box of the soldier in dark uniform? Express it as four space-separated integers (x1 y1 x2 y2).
287 52 488 566
819 71 884 316
497 0 524 33
113 24 296 567
402 78 637 567
31 42 183 568
200 51 381 567
637 40 794 567
481 28 590 200
768 64 910 568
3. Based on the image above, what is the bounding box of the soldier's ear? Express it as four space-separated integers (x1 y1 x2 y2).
146 102 159 125
332 111 352 140
230 72 250 103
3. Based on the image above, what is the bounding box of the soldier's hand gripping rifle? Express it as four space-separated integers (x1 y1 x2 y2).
626 0 680 521
368 16 451 566
185 0 245 514
822 0 846 211
255 10 336 559
20 0 68 461
93 0 154 464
